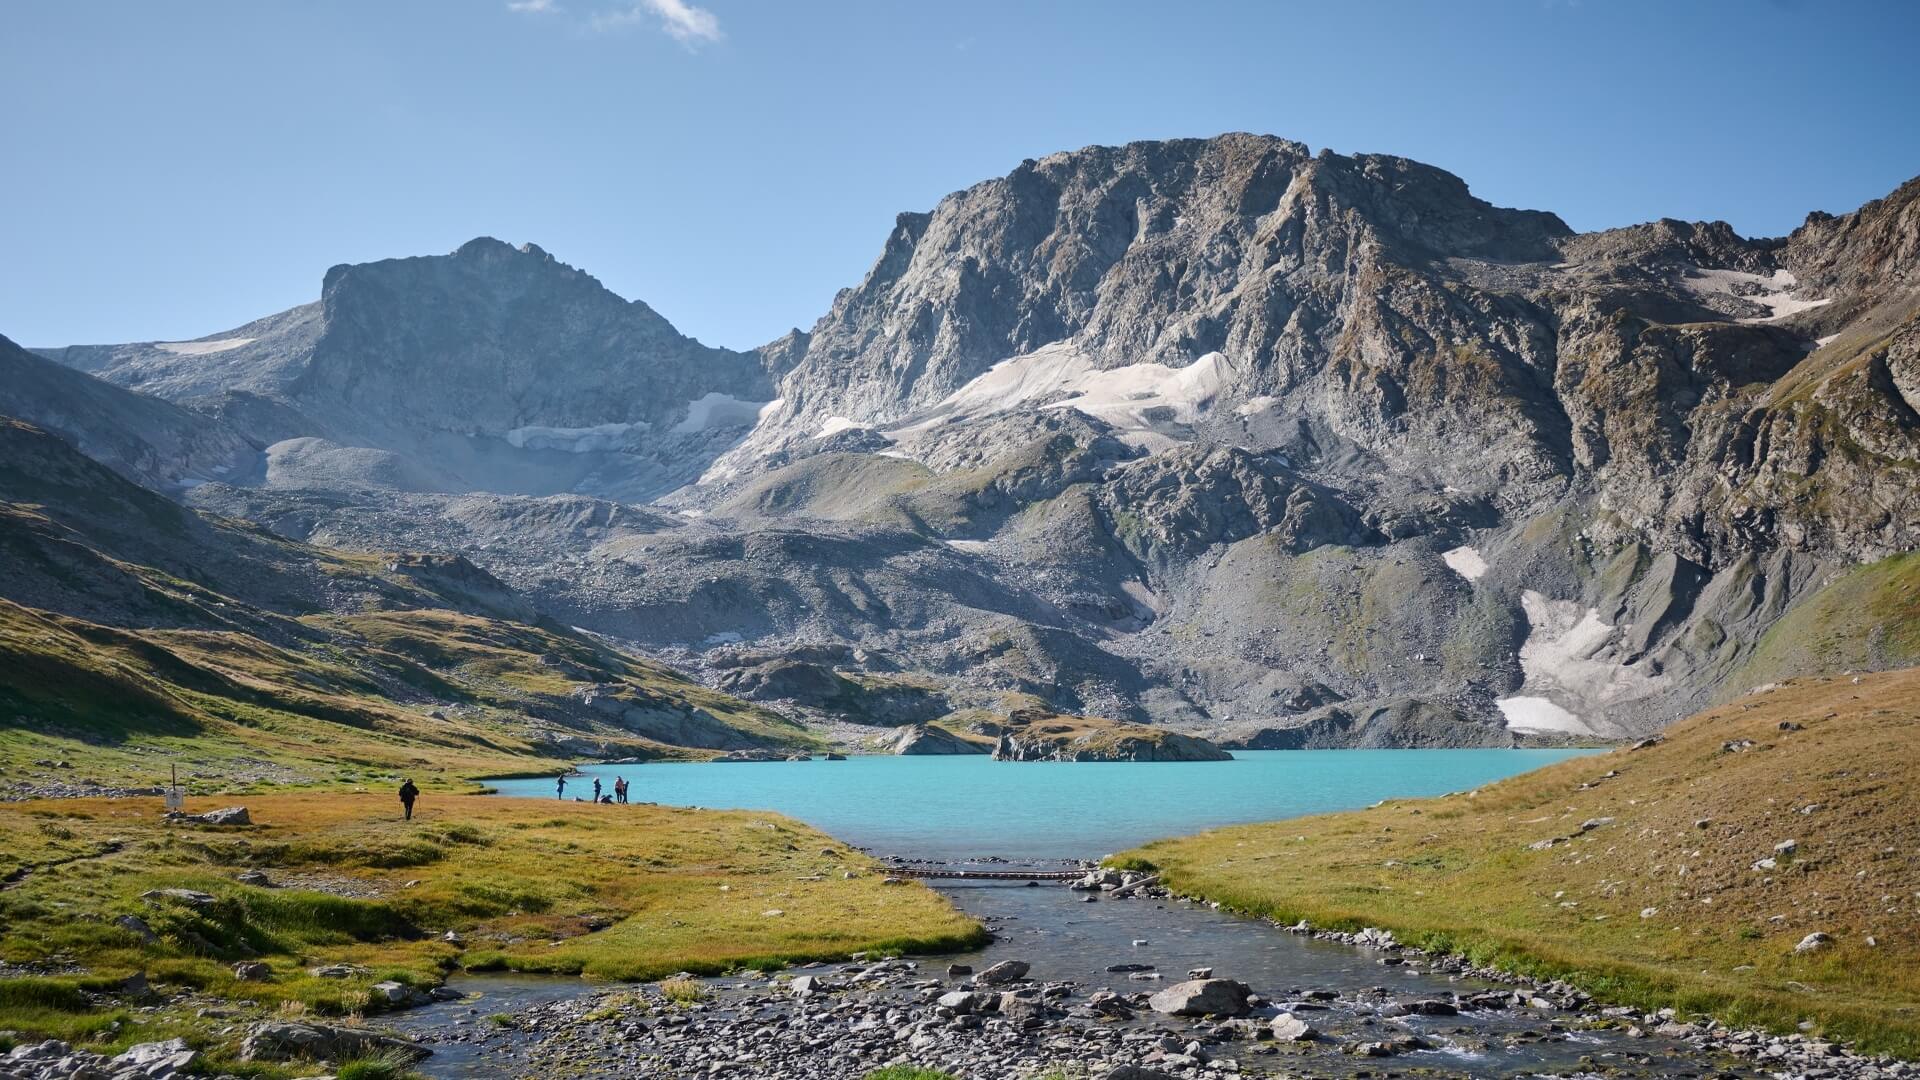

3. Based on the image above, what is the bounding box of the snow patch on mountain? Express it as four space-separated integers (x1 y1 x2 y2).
1496 695 1588 734
1685 268 1831 323
1498 589 1669 738
154 337 256 355
672 393 777 434
894 342 1229 443
1442 545 1488 581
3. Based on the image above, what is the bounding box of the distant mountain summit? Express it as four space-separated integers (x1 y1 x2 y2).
37 237 787 500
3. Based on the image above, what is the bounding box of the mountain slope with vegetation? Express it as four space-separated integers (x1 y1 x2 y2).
1119 665 1920 1055
0 417 814 796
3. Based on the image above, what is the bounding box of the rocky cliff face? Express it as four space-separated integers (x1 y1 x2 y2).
22 134 1920 747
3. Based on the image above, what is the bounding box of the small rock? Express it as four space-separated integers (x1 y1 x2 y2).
114 914 159 944
1270 1013 1315 1041
1795 932 1833 953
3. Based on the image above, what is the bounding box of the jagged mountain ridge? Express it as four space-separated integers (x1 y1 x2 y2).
24 133 1920 746
730 134 1917 565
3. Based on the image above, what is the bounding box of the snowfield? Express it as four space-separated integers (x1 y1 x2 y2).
1685 268 1832 323
1495 590 1670 738
154 337 255 355
672 393 777 434
896 342 1232 445
1496 695 1589 734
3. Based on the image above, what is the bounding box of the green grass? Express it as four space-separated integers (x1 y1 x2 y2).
0 792 985 1070
658 976 705 1005
335 1053 422 1080
1726 550 1920 694
1119 666 1920 1058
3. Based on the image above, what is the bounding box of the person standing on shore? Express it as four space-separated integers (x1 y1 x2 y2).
613 777 627 804
398 778 419 821
592 777 603 803
556 774 567 800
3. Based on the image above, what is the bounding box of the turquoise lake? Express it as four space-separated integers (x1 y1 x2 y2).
490 749 1599 860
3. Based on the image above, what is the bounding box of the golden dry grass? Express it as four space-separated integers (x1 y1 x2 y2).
1121 667 1920 1056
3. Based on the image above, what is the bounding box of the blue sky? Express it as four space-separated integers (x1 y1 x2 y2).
3 0 1916 350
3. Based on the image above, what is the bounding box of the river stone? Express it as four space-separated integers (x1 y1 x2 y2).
1147 978 1251 1017
1354 926 1398 949
973 959 1030 986
937 990 990 1012
1270 1013 1316 1041
1099 1067 1180 1080
239 1021 428 1063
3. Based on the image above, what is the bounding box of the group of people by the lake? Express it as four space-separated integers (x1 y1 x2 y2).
396 772 631 820
555 773 629 804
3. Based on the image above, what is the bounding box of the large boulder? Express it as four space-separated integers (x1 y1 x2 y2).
238 1021 428 1064
1147 977 1252 1017
972 959 1031 987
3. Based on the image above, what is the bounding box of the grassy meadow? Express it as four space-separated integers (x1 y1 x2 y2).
1118 666 1920 1056
0 792 984 1072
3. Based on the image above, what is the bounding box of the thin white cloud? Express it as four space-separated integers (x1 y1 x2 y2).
506 0 559 13
591 0 723 46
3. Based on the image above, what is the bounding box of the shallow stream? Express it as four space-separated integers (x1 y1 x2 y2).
398 749 1772 1077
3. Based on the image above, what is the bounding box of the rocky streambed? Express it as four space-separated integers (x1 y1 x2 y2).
380 872 1916 1080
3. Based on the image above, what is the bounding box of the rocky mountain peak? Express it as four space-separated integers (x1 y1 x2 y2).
1785 175 1920 295
764 132 1581 441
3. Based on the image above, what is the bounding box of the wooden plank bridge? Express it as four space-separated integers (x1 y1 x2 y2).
885 866 1087 881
